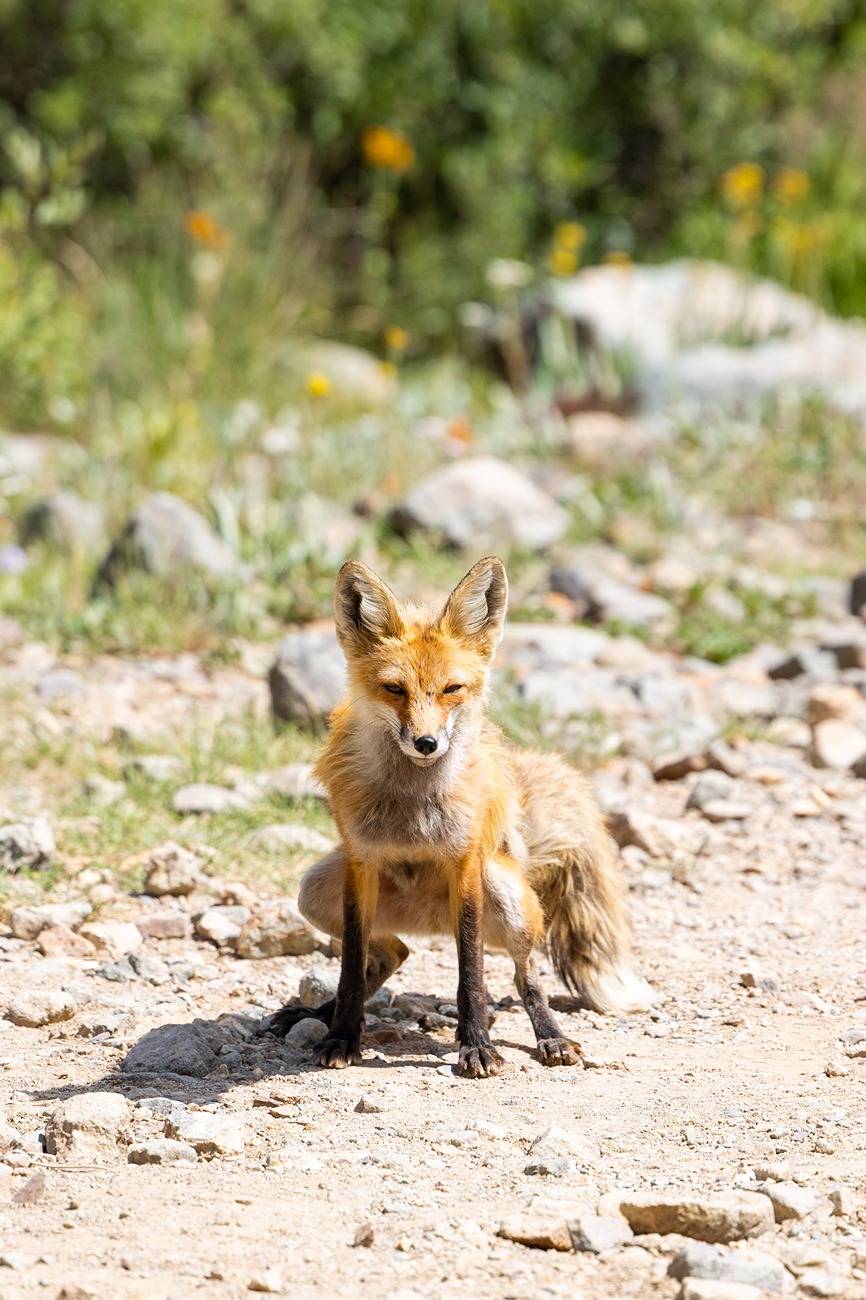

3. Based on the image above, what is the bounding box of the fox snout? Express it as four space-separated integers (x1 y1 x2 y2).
414 734 438 756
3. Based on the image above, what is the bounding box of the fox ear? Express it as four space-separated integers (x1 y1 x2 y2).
441 556 508 656
334 561 403 653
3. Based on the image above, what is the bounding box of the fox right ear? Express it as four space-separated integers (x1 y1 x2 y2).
334 561 403 653
440 556 508 657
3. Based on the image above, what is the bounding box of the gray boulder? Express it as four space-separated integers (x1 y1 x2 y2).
269 627 346 725
391 456 568 550
98 491 239 585
19 491 106 552
123 1020 223 1078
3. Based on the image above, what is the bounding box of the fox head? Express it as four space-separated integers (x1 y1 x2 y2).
333 556 508 766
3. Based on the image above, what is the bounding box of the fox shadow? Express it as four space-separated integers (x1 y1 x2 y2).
26 993 561 1108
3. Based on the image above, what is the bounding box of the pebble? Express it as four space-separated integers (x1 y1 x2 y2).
497 1215 572 1252
354 1095 385 1114
194 905 250 947
77 920 142 959
143 841 207 896
37 925 97 958
248 1269 285 1294
298 970 339 1007
166 1111 248 1157
286 1018 329 1049
128 1138 198 1165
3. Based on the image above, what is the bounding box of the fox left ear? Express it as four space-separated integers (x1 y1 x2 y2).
440 556 508 656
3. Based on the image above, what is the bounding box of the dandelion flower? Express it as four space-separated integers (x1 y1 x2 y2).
554 222 587 251
721 162 764 207
184 210 230 250
305 371 331 399
773 167 810 206
548 247 578 277
384 325 409 353
362 127 415 173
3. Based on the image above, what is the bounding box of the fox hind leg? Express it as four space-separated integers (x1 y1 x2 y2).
484 858 580 1068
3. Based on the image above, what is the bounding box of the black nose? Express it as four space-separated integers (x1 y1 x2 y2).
414 734 438 756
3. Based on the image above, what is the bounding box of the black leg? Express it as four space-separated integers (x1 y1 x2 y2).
452 866 504 1079
314 864 376 1069
516 953 581 1067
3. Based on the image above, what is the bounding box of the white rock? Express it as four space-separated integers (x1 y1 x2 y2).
78 920 143 959
45 1092 132 1159
173 783 249 814
7 990 77 1027
9 900 91 940
166 1111 247 1157
195 906 249 947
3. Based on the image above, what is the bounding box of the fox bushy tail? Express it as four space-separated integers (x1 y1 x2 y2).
532 837 654 1015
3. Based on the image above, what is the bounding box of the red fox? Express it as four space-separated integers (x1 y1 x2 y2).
269 557 652 1077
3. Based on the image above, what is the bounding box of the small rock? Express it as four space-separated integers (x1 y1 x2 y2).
615 1191 774 1243
653 751 707 782
173 783 249 815
11 1171 46 1205
668 1241 787 1292
143 842 207 896
234 900 320 959
195 905 250 948
125 754 186 783
799 1269 848 1298
248 1268 285 1294
285 1018 329 1049
568 1214 633 1253
679 1282 763 1300
19 490 105 552
10 900 91 940
128 1138 198 1165
700 799 751 823
268 628 347 727
811 719 866 770
354 1096 385 1114
391 456 569 551
761 1181 817 1222
78 920 142 960
298 969 339 1007
497 1215 572 1252
523 1156 573 1177
136 910 192 941
250 823 334 854
98 491 239 585
83 775 126 807
829 1186 855 1217
37 925 97 959
807 683 866 726
166 1111 247 1157
686 772 739 811
45 1092 131 1159
740 968 778 994
352 1223 375 1249
0 816 55 870
267 764 326 801
7 990 77 1027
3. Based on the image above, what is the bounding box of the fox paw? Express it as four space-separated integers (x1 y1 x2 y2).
456 1043 505 1079
537 1036 582 1067
315 1034 362 1070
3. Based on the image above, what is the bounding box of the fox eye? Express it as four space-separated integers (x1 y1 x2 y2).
382 682 406 696
443 683 464 695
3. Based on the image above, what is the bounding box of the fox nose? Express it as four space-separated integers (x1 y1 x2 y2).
414 734 438 756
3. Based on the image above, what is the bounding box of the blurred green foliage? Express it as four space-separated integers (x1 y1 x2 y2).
1 0 866 366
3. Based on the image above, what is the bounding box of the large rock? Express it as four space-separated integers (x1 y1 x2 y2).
269 627 346 726
614 1191 774 1243
98 491 239 586
391 456 569 550
303 341 396 406
551 260 866 423
45 1093 132 1160
550 562 671 627
123 1020 223 1078
0 817 55 870
668 1242 787 1292
19 491 105 553
7 990 78 1027
234 899 321 959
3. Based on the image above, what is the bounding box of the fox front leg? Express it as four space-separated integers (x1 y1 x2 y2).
451 856 505 1079
315 861 376 1069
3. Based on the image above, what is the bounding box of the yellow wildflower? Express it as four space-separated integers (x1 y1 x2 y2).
384 325 409 353
774 219 823 258
554 222 587 251
604 250 632 267
378 360 397 380
183 210 230 250
721 162 764 207
773 167 810 206
548 247 578 276
361 127 415 173
305 371 331 399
